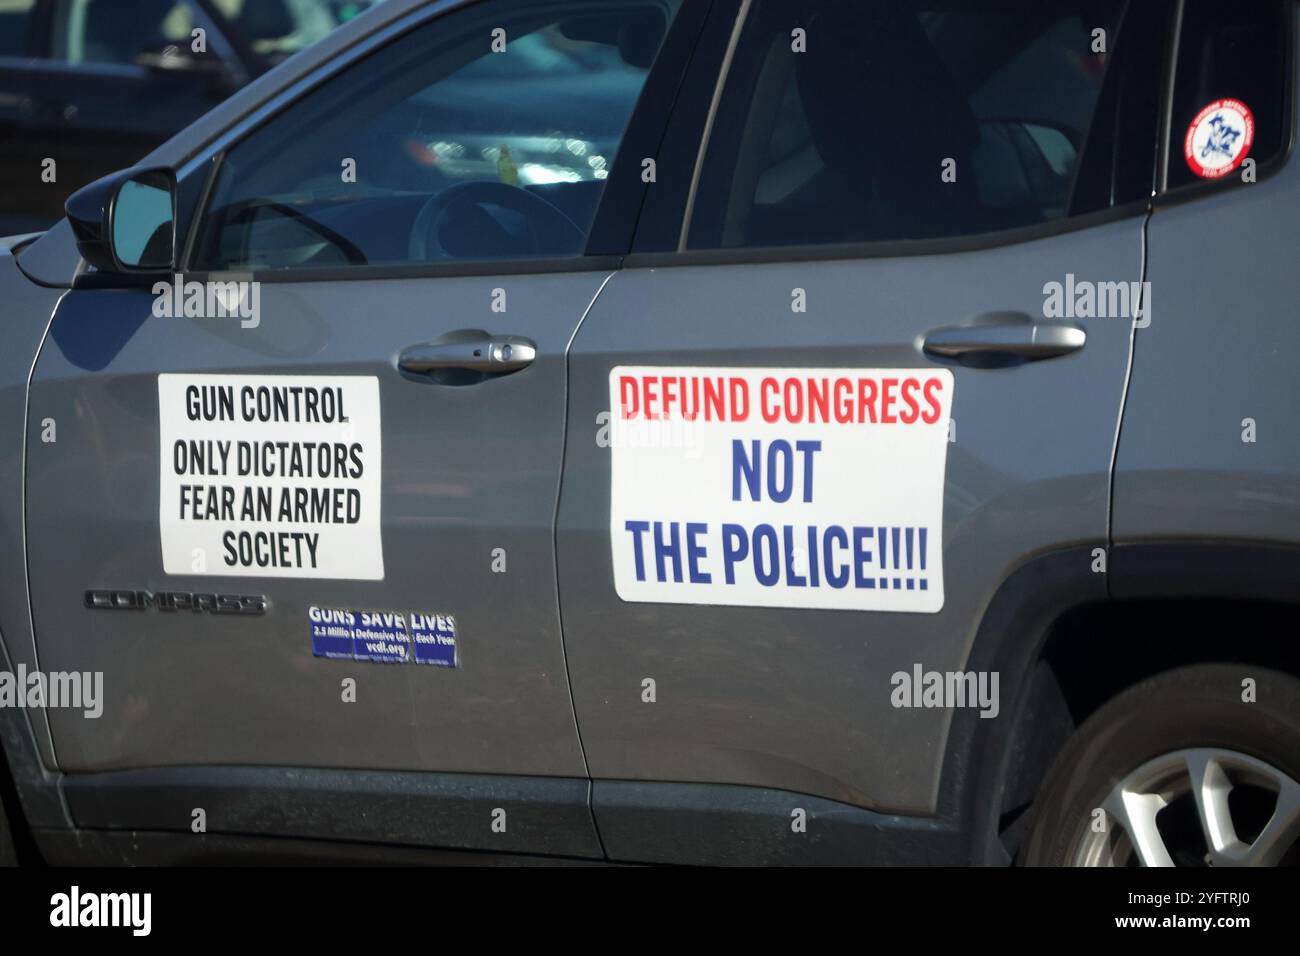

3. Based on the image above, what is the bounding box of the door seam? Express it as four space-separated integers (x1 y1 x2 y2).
1105 209 1151 597
20 287 69 776
552 268 617 858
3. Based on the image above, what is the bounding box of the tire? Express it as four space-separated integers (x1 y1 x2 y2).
1021 664 1300 866
0 791 16 866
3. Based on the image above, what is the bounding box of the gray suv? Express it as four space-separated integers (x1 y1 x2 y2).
1 0 1298 867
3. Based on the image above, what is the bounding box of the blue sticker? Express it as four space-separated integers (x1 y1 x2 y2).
310 606 456 667
353 612 410 664
411 613 458 667
309 606 357 660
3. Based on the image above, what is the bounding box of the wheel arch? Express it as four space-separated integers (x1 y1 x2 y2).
944 541 1300 864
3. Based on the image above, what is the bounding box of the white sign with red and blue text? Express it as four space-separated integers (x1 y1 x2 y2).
609 367 953 613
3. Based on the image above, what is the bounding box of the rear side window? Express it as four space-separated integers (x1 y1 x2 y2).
50 0 194 66
0 0 36 58
1166 0 1293 190
687 0 1141 250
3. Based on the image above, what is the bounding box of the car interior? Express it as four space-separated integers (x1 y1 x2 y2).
690 0 1124 249
193 2 675 271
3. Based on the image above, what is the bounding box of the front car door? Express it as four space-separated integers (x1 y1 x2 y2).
24 0 694 857
557 0 1171 863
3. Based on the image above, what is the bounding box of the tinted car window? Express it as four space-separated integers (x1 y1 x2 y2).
688 0 1130 250
210 0 385 65
195 0 680 270
0 0 36 58
1166 0 1292 190
50 0 193 65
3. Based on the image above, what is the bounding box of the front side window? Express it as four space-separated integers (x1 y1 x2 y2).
194 0 680 271
687 0 1132 250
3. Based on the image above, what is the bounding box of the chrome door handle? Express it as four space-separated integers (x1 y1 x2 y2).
922 317 1086 363
398 332 537 375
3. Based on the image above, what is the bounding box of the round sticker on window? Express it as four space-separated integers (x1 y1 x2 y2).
1184 99 1255 179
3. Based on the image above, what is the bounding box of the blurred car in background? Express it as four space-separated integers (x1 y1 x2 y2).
0 0 381 234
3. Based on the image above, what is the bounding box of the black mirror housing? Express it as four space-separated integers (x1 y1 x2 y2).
65 167 178 275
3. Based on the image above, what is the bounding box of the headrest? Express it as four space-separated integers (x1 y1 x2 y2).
795 1 980 186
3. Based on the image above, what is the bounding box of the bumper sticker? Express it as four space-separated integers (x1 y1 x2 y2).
353 612 410 664
309 606 358 660
309 606 456 667
158 374 384 580
412 613 458 667
1184 99 1255 179
609 367 953 613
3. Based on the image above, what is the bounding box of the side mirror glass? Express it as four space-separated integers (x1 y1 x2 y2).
66 167 177 275
112 171 176 270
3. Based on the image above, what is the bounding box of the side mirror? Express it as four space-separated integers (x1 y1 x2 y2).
65 167 177 274
133 45 239 95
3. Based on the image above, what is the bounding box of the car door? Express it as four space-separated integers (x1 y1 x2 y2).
24 0 694 855
1114 1 1300 550
557 0 1170 862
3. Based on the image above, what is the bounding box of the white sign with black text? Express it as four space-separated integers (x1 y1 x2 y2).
158 373 383 580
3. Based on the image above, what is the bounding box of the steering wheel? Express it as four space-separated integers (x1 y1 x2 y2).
227 199 369 265
407 180 586 261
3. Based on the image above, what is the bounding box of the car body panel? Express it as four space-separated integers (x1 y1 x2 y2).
63 765 605 859
558 216 1142 814
1113 139 1300 547
0 250 65 770
24 272 608 776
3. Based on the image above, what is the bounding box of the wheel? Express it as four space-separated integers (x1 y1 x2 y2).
1021 664 1300 866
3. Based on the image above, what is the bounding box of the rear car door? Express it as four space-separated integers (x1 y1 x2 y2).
1114 1 1300 550
557 0 1170 862
24 0 692 856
